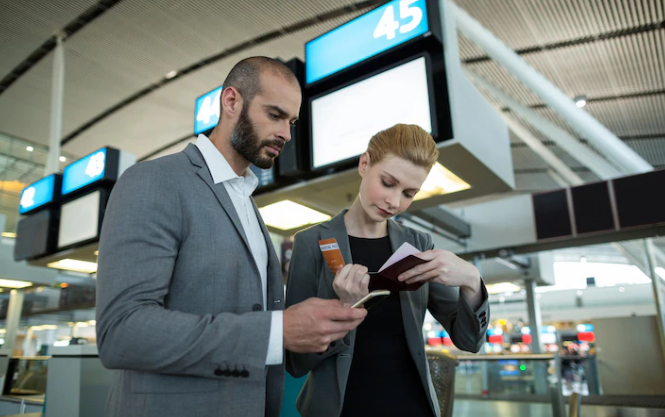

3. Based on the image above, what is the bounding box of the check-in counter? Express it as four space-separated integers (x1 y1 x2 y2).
0 356 47 414
44 344 113 417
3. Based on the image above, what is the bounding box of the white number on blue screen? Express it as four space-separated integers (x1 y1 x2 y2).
85 151 106 179
373 0 423 40
20 187 36 209
196 90 221 125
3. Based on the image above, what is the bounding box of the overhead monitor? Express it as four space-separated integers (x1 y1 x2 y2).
306 0 429 84
19 174 59 215
14 209 56 261
58 190 102 249
310 56 433 170
62 148 108 195
532 189 572 240
194 86 223 135
249 165 276 191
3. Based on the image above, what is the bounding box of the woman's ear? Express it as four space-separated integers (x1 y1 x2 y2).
358 152 370 177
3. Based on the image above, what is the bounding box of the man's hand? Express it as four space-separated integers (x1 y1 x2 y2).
283 298 367 353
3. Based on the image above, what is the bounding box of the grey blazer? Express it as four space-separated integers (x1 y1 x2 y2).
96 144 285 417
285 211 489 417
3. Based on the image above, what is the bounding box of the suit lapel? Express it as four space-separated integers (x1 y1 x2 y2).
185 144 254 259
320 210 353 265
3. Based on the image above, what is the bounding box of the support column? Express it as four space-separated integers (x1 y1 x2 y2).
525 279 543 354
644 239 665 363
45 34 65 176
0 290 25 390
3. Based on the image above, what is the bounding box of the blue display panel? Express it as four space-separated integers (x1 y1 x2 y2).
194 86 223 135
306 0 429 84
19 175 56 214
62 148 108 195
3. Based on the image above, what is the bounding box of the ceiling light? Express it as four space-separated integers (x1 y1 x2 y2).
164 70 178 79
75 322 89 327
26 146 34 152
87 320 96 326
259 200 331 231
31 325 58 331
47 259 98 274
486 282 522 295
0 279 32 289
574 95 587 108
1 232 16 238
414 163 471 201
59 156 66 162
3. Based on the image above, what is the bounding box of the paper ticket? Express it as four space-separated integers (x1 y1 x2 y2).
319 238 345 273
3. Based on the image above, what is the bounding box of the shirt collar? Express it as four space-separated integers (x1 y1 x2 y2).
194 134 259 191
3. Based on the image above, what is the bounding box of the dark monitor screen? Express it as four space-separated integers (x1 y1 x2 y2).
14 209 55 261
571 181 615 234
533 189 572 240
613 169 665 229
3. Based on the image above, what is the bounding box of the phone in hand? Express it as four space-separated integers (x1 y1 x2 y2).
351 290 391 309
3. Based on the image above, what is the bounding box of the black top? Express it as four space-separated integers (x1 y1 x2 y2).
340 236 435 417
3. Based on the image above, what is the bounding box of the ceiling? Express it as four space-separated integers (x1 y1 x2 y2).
0 0 664 233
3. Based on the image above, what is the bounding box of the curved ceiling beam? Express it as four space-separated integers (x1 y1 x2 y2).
61 0 385 146
0 0 124 95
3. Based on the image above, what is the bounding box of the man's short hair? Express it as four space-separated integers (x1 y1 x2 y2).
222 56 299 108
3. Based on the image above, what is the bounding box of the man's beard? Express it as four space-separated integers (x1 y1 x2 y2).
231 104 282 169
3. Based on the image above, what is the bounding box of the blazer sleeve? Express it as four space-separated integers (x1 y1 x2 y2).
284 231 348 378
95 163 272 380
424 233 490 353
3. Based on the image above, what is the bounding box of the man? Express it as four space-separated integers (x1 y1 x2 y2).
96 56 367 417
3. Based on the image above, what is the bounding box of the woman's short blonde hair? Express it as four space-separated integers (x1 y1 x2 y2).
366 124 439 171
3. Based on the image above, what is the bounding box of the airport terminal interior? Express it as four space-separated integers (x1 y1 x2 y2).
1 0 665 416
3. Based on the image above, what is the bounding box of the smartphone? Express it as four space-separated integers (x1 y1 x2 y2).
351 290 391 309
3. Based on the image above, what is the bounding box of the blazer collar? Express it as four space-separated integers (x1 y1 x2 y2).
320 209 413 264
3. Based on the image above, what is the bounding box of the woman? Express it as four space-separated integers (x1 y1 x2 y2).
285 124 489 417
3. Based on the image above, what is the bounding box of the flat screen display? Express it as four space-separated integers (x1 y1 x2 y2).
571 181 615 234
310 56 432 170
305 0 429 84
194 86 222 135
249 165 275 190
613 169 665 228
19 175 56 214
14 209 53 261
533 189 572 240
58 190 101 249
62 148 107 195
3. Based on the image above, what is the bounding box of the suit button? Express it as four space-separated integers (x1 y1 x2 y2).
214 369 223 376
240 370 249 378
223 370 232 377
252 304 262 311
232 370 240 378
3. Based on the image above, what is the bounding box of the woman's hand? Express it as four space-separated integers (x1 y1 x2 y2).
333 264 371 307
398 249 483 308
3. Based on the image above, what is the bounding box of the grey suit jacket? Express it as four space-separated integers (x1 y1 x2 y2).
285 211 489 417
96 144 285 417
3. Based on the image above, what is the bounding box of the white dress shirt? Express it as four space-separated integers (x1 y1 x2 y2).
195 134 282 366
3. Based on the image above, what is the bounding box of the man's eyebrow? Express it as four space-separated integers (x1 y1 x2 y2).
263 104 298 122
